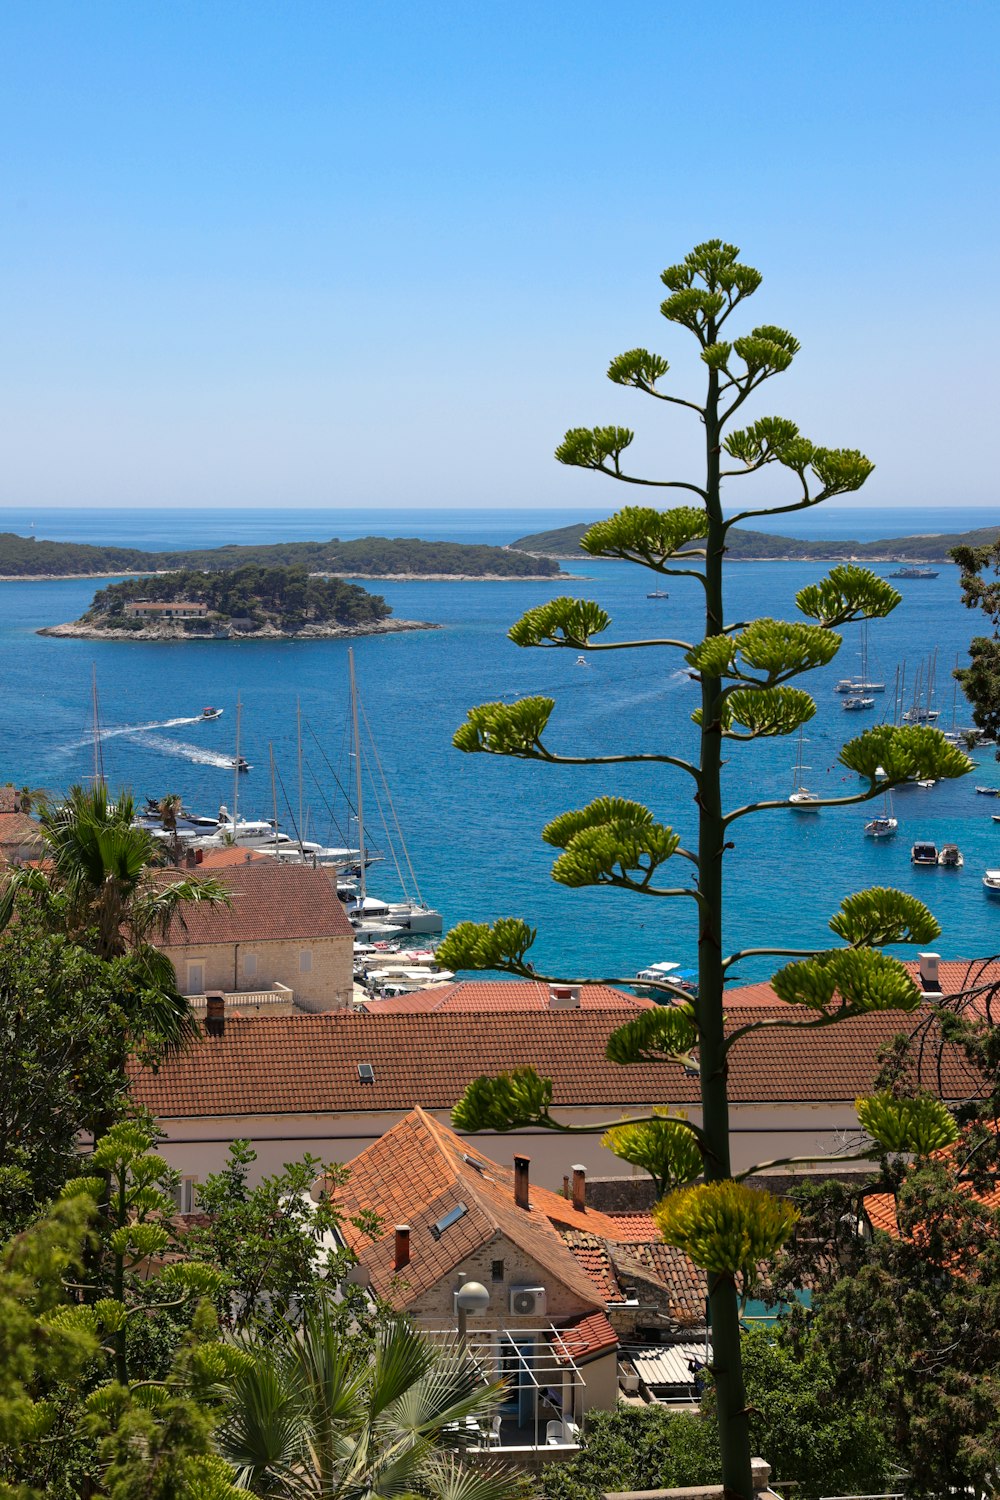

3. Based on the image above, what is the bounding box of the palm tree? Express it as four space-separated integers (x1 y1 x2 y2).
156 791 185 865
0 782 228 1053
219 1303 513 1500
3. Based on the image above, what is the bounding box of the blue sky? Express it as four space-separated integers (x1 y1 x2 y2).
1 1 997 509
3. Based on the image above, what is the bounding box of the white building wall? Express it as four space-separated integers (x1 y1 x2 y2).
146 1100 868 1194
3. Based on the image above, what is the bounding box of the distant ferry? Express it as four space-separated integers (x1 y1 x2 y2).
888 565 939 579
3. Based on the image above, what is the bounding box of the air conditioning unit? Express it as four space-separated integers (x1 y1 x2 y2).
509 1285 546 1317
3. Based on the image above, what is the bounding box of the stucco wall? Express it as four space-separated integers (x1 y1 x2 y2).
159 933 352 1010
145 1100 868 1194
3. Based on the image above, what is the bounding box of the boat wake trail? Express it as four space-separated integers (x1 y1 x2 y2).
123 731 236 769
64 715 206 750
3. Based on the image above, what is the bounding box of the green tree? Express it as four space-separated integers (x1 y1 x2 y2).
541 1407 721 1500
0 914 137 1237
155 793 184 866
0 782 228 1060
436 239 970 1500
218 1299 511 1500
186 1139 381 1334
952 538 1000 750
810 1148 1000 1498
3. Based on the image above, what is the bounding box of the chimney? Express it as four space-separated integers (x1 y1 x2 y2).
572 1164 587 1213
548 983 581 1010
513 1154 530 1210
205 992 225 1037
562 1174 571 1200
918 952 941 992
185 848 197 869
394 1224 411 1270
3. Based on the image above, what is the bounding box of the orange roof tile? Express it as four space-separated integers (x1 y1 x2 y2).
603 1212 660 1242
157 861 352 946
553 1310 618 1363
130 1004 980 1120
191 847 275 869
333 1108 605 1311
0 811 42 845
362 981 652 1015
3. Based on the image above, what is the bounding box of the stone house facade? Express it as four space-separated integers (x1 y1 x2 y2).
155 861 354 1012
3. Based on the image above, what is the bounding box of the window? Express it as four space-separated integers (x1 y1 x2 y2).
243 952 258 979
491 1259 505 1283
299 949 313 974
187 961 204 993
431 1202 468 1240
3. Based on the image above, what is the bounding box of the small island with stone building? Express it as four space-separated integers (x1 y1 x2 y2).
38 564 437 641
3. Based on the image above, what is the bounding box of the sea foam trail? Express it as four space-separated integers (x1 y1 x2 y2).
64 714 206 749
123 731 237 770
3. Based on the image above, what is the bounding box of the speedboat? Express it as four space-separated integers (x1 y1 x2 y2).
976 786 1000 796
938 844 963 868
227 756 251 773
984 870 1000 897
842 696 874 711
911 841 938 866
201 706 223 720
575 655 589 667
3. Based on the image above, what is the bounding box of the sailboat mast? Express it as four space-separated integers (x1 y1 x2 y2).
349 648 367 905
296 698 305 859
233 694 241 828
90 663 104 787
270 743 279 857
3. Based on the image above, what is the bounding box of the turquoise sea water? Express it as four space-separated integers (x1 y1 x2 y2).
2 505 1000 983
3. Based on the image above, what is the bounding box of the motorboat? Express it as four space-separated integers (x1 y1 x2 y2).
646 590 670 599
903 707 940 723
201 706 223 720
575 655 589 667
842 696 874 711
910 841 938 866
976 786 1000 796
634 961 697 995
938 844 963 868
983 870 1000 897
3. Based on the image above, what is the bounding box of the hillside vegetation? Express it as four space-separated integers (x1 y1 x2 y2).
511 519 1000 561
85 565 390 631
0 531 560 578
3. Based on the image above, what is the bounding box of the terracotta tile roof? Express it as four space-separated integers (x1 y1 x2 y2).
553 1310 618 1363
616 1241 705 1324
560 1227 705 1329
560 1232 620 1303
129 1003 981 1120
362 981 652 1015
0 788 21 814
333 1108 604 1311
603 1212 660 1242
0 811 42 845
190 847 275 869
725 961 1000 1014
157 861 352 946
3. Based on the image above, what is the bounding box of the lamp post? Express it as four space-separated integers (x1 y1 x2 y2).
455 1279 490 1346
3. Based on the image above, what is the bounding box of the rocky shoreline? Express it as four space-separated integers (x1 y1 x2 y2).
36 618 441 642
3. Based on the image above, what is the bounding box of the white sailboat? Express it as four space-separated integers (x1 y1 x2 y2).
345 648 443 936
864 787 897 838
789 729 820 811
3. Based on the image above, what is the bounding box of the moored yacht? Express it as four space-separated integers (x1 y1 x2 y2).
910 841 938 866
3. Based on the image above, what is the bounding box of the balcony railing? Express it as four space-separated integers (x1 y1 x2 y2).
186 983 295 1013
